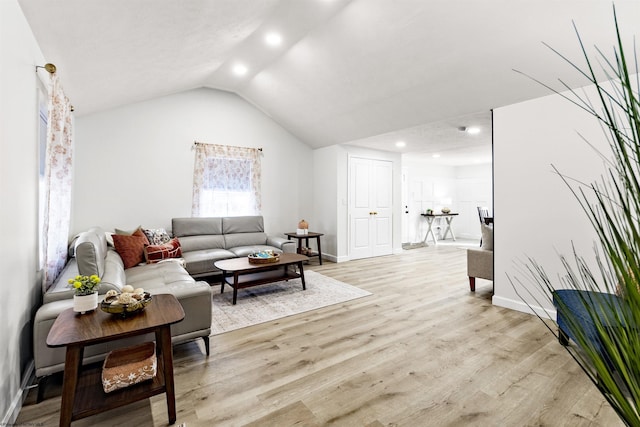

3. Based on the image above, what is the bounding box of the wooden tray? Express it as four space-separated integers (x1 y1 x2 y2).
248 254 280 264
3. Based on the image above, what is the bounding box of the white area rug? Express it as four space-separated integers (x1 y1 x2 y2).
211 270 371 335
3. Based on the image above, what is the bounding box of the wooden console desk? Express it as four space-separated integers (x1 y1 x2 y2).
421 213 459 245
46 294 184 427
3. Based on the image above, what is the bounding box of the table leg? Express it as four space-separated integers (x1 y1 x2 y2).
232 272 239 305
442 217 456 241
316 236 323 265
299 261 306 290
297 239 303 255
220 270 226 293
156 326 177 425
59 345 83 427
422 217 438 246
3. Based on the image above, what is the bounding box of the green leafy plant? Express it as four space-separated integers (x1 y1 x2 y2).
67 274 101 296
510 6 640 426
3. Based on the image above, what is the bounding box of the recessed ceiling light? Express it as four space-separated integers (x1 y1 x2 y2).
265 32 282 47
233 64 248 76
395 140 406 148
432 154 441 158
466 126 481 135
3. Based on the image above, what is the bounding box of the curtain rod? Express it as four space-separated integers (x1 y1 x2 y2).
192 141 262 151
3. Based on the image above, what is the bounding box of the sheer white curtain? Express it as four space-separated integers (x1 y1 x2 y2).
42 73 73 290
192 143 261 217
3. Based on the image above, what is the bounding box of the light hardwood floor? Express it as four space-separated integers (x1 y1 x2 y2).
18 244 622 426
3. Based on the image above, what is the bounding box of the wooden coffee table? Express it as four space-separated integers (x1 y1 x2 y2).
46 294 184 427
214 253 309 304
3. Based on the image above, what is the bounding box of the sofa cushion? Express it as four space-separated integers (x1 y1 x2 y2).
229 245 284 258
172 217 223 237
74 227 107 277
178 235 226 253
112 229 149 269
144 238 182 264
181 249 236 276
224 232 267 249
222 216 264 234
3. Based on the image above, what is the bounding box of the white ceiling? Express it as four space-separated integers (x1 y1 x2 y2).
18 0 640 164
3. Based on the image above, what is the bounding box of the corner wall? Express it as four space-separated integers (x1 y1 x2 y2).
0 0 45 423
493 85 609 315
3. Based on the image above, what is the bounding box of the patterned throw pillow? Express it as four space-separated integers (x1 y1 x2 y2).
144 238 182 264
143 228 172 246
112 229 150 269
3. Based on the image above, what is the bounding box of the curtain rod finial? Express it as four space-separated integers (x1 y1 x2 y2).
36 63 57 74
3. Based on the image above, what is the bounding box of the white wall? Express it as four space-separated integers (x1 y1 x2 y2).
0 0 45 423
493 86 607 315
312 145 339 259
312 144 402 261
73 88 314 236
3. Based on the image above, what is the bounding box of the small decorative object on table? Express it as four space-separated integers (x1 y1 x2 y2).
101 341 157 393
248 250 280 264
101 286 152 317
425 209 433 215
297 219 309 235
441 207 451 214
68 274 101 314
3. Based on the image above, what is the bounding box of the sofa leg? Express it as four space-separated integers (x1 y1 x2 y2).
202 336 210 356
469 277 476 292
36 375 48 403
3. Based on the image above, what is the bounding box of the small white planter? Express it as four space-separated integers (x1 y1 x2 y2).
73 292 98 314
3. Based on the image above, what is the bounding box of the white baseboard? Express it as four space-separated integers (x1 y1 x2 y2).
492 295 556 320
1 360 34 426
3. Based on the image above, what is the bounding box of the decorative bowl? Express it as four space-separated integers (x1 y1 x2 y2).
248 251 280 264
101 292 152 317
441 207 451 214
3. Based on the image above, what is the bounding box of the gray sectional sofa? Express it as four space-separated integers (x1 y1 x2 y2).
172 216 296 278
33 215 293 398
33 226 213 398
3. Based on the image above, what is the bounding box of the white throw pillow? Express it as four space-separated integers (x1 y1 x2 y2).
481 223 493 251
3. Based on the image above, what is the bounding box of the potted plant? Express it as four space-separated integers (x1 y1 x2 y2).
512 6 640 425
68 274 101 314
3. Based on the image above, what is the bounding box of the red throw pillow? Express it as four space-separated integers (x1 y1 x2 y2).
144 238 182 264
112 229 150 269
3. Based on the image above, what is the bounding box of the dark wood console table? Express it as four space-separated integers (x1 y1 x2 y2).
46 294 185 427
284 231 324 264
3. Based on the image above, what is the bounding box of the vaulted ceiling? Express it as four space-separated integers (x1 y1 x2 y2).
18 0 640 163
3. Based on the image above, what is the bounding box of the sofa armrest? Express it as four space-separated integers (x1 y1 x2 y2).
267 236 296 253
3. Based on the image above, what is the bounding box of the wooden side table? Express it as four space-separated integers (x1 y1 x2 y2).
284 232 324 265
46 294 185 427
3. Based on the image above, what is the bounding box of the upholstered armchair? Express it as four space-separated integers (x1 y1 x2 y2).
467 223 493 291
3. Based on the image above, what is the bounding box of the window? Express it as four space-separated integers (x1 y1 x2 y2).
192 143 261 217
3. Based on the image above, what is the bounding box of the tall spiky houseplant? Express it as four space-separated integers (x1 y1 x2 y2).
511 6 640 426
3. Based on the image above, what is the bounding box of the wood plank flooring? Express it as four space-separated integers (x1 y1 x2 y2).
18 244 623 426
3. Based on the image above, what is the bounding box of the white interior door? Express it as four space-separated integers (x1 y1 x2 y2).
349 157 393 260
